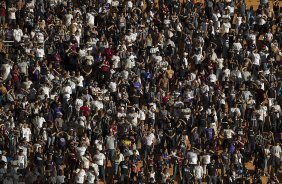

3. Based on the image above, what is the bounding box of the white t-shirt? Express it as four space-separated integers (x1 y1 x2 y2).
35 117 45 129
194 54 204 65
187 152 198 165
209 73 217 83
87 165 99 184
13 29 23 42
86 13 95 26
76 76 84 87
194 165 204 179
223 129 235 139
201 154 211 165
93 153 105 166
271 145 281 158
65 14 73 26
81 156 90 169
127 1 133 8
115 153 124 164
18 155 27 169
36 48 45 58
2 64 12 81
236 16 242 26
252 53 261 66
112 55 121 69
92 100 104 110
145 133 155 146
56 175 66 184
76 146 87 157
21 127 31 142
17 61 29 75
36 32 45 43
75 98 83 111
256 107 267 121
222 22 231 33
8 8 17 19
75 169 86 184
108 81 117 92
139 110 146 121
63 85 72 99
217 58 224 70
233 42 242 51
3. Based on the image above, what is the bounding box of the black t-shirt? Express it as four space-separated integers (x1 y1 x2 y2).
199 114 206 127
120 160 130 175
248 129 255 143
176 122 183 134
166 126 175 137
207 163 217 176
178 68 187 79
182 164 191 176
34 153 44 166
54 154 64 166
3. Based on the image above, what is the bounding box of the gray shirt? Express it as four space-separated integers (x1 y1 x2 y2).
105 135 116 150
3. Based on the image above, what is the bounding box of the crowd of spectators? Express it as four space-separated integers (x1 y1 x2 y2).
0 0 281 183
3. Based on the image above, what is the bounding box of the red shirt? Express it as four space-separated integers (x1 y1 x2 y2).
101 61 110 72
162 95 169 104
0 7 6 17
80 105 89 117
103 48 113 60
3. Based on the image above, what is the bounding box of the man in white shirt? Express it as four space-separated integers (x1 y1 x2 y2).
252 50 261 74
86 12 95 27
8 4 17 25
1 60 12 82
208 72 217 84
105 131 116 164
17 60 29 76
75 166 87 184
87 164 99 184
76 142 87 158
21 124 31 142
35 45 45 61
222 18 231 33
193 161 204 184
63 82 72 101
144 129 156 159
65 11 73 27
256 104 267 132
17 149 27 176
187 151 198 169
232 39 242 54
13 25 23 42
201 152 211 175
93 150 106 182
271 143 281 173
222 125 235 149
